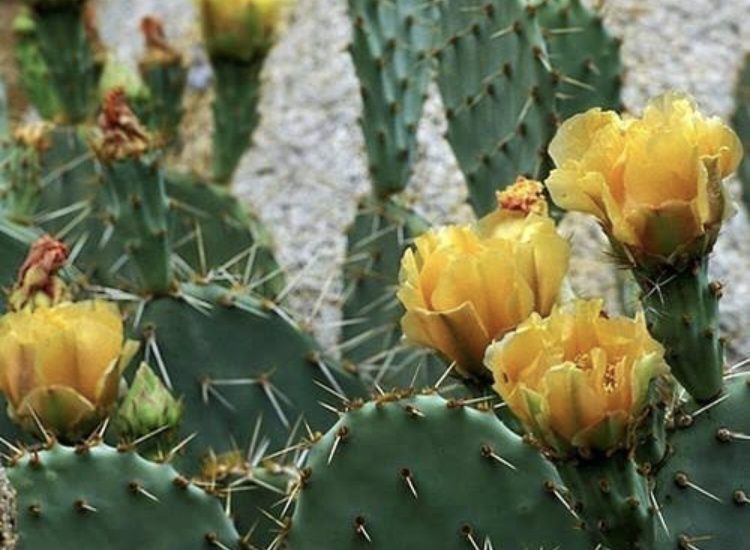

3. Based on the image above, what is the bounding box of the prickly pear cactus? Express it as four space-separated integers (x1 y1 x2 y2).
733 53 750 209
285 392 587 548
133 282 366 473
347 0 437 196
655 374 750 549
7 441 240 549
533 0 623 118
434 0 558 216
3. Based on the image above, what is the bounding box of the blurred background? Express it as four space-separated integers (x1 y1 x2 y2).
2 0 750 360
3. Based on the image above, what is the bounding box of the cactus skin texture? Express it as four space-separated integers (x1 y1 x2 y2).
285 393 587 549
341 195 447 388
22 2 101 123
556 453 655 549
654 374 750 549
165 173 284 298
138 17 188 144
434 0 558 216
211 57 264 185
216 462 296 548
733 54 750 209
347 0 436 197
533 0 623 119
134 282 366 474
636 258 724 403
7 441 240 549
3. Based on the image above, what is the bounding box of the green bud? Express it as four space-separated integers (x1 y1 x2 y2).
115 363 182 439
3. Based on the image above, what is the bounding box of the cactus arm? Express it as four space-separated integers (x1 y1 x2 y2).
210 56 263 185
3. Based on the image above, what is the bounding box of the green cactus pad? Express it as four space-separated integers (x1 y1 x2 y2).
434 0 558 216
7 442 240 549
210 57 263 185
285 393 587 548
533 0 622 119
134 282 366 474
341 195 447 389
655 374 750 549
166 174 284 298
347 0 436 196
733 54 750 209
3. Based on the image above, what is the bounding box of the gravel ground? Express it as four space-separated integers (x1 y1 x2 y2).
9 0 750 361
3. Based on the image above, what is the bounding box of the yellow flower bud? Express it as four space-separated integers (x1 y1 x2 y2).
546 93 743 266
486 299 668 454
0 300 138 441
199 0 287 61
397 179 570 380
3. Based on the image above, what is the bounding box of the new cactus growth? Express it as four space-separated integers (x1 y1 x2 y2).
115 362 183 443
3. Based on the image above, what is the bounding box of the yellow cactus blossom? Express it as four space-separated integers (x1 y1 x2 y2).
0 300 137 440
546 92 743 264
486 299 668 454
397 178 570 380
199 0 287 61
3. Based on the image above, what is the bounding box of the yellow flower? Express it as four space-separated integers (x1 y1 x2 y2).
486 299 668 454
0 300 137 440
546 93 743 264
397 179 570 379
199 0 287 61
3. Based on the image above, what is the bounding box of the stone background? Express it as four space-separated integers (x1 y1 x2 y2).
2 0 750 363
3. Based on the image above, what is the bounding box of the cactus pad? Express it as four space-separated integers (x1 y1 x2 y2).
655 374 750 549
434 0 558 216
134 282 366 473
347 0 436 196
7 442 240 549
533 0 622 119
286 393 587 548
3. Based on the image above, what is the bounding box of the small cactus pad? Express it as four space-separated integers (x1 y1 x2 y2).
533 0 622 119
347 0 436 195
135 282 366 473
7 442 240 549
655 374 750 549
286 393 587 548
434 0 558 216
732 54 750 209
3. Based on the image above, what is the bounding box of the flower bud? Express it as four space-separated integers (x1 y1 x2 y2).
199 0 287 62
115 363 182 440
